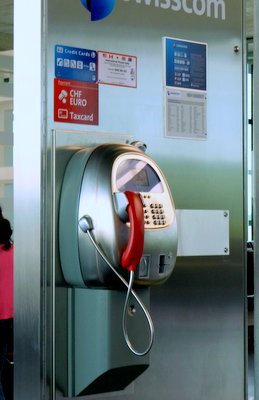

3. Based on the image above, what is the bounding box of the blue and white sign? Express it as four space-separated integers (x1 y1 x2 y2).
164 37 207 91
163 37 207 140
55 45 97 82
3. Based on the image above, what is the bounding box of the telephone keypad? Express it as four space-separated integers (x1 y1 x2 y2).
142 198 167 228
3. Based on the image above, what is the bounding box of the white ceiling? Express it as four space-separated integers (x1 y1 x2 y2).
0 0 255 51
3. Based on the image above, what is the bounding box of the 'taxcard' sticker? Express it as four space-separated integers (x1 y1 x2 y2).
54 78 99 125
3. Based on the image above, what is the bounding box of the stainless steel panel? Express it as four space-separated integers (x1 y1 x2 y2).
176 209 230 256
13 0 45 399
45 1 244 400
11 0 245 399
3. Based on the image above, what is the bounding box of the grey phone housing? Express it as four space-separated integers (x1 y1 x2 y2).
59 142 178 288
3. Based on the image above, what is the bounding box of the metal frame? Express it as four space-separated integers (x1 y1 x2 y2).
254 0 259 398
13 0 46 399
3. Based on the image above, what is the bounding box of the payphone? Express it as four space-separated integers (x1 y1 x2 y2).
58 142 178 395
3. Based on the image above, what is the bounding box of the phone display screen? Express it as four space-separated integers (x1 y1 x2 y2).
116 159 163 193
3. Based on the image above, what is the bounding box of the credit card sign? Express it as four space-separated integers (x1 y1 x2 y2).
55 45 97 82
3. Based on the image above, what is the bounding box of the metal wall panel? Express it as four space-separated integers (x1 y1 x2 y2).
13 0 44 399
45 1 244 400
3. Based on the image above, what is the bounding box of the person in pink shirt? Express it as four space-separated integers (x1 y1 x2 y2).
0 208 13 400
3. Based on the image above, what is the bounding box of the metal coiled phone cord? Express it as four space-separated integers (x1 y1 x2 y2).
85 228 154 356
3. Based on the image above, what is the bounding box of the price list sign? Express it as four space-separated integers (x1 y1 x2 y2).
164 37 207 140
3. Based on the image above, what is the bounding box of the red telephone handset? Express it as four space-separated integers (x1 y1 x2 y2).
121 191 144 271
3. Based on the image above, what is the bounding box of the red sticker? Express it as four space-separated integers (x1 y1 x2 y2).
54 78 98 125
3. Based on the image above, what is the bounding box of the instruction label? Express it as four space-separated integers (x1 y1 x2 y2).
164 37 207 139
55 45 97 83
164 37 206 90
98 51 137 88
166 88 207 139
54 78 98 125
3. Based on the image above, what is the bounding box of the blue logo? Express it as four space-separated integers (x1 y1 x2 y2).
81 0 115 21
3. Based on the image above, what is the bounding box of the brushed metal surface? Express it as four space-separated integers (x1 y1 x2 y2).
13 0 44 399
176 209 230 256
43 1 245 400
10 0 246 399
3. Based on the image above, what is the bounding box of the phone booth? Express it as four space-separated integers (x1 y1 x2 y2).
57 142 177 396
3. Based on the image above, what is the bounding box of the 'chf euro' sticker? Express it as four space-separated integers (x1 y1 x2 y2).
81 0 115 21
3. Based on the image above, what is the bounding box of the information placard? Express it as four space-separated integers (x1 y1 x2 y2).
166 88 207 139
98 51 137 88
164 37 207 139
164 37 206 90
55 44 97 83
